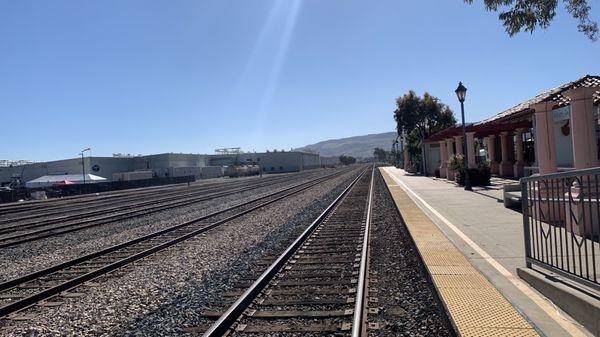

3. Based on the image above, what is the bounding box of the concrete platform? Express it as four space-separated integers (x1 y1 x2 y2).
379 167 593 337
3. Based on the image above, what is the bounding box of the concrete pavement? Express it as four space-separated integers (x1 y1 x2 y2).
381 167 592 337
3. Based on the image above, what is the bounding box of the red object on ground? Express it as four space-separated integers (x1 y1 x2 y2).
53 180 77 186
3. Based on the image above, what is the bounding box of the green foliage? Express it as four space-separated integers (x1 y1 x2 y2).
394 90 422 136
405 129 423 165
394 92 456 139
447 154 464 171
339 155 357 165
373 148 388 161
394 91 456 173
464 0 597 41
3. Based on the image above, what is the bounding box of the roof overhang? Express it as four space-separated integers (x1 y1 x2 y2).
426 120 531 142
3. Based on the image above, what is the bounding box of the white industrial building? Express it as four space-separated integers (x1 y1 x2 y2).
0 151 323 188
208 151 321 173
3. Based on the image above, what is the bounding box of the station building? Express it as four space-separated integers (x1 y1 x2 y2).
420 75 600 179
0 151 322 187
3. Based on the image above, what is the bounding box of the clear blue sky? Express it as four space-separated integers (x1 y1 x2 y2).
1 0 599 161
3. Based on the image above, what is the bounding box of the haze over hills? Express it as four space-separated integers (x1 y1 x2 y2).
296 132 397 159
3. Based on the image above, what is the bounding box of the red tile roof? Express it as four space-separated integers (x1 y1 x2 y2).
477 74 600 125
425 75 599 142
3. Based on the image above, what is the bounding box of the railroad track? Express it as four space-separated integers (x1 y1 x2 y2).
199 166 374 336
0 179 216 216
0 167 360 318
0 171 322 224
0 181 237 222
0 171 316 218
0 170 347 248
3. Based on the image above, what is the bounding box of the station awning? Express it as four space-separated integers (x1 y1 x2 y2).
426 74 599 142
426 120 531 142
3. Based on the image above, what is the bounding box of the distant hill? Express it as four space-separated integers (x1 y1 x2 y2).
296 132 397 159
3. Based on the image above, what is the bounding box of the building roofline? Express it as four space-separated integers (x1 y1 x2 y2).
425 74 599 142
476 74 599 125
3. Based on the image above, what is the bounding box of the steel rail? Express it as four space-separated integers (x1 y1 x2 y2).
0 171 324 234
202 167 369 337
351 165 375 337
0 171 347 248
0 183 241 224
0 171 311 217
0 180 281 232
0 168 357 317
0 171 322 226
0 179 225 216
0 180 233 215
0 169 348 291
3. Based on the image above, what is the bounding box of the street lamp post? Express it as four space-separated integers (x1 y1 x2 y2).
392 138 398 166
455 82 472 191
394 135 401 168
80 148 91 194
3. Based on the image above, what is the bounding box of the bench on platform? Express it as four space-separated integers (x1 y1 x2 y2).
503 184 522 208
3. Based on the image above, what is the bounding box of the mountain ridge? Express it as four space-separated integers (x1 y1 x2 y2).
295 131 397 159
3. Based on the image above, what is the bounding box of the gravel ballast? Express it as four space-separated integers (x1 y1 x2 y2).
367 169 455 337
0 170 341 282
0 169 358 336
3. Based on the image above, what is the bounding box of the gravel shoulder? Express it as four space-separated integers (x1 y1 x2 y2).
0 169 357 336
0 171 338 282
0 173 299 224
367 169 455 337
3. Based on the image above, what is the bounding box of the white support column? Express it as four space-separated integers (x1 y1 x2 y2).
531 102 558 175
562 87 600 238
439 141 447 178
563 87 600 169
453 135 463 155
499 131 514 177
486 135 499 174
466 132 477 169
513 128 526 178
446 138 454 180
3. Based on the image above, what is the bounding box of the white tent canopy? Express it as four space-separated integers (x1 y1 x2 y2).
25 174 107 189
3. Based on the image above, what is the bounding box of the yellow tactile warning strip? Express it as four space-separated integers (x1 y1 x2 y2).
379 169 539 337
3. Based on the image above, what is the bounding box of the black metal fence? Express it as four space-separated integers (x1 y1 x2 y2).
521 167 600 290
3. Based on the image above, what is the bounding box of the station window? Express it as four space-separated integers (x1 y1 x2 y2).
270 167 274 171
279 166 283 170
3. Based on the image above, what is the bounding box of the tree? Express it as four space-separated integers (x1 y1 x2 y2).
339 155 357 165
373 148 388 162
394 91 456 174
464 0 598 41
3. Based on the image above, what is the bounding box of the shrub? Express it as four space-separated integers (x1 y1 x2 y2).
447 154 464 171
477 161 492 185
456 161 492 186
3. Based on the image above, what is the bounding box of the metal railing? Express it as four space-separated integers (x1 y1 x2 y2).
521 167 600 290
523 166 574 177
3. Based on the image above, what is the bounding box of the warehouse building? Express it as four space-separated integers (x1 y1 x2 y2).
208 151 320 173
0 153 206 187
0 157 132 187
0 151 322 187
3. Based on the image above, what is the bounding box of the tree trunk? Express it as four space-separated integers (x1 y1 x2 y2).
420 129 427 176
